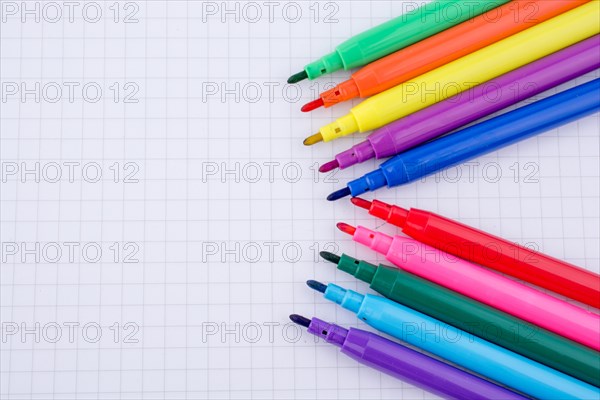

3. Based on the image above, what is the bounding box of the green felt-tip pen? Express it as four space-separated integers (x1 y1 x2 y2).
288 0 509 83
320 251 600 386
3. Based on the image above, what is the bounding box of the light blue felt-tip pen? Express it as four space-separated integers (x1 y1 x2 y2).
306 280 600 400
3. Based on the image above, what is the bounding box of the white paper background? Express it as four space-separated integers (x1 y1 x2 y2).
1 1 599 399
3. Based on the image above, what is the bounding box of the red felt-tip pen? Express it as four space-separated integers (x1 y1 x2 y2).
351 197 600 309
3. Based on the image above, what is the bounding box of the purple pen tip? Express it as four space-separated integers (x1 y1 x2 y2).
319 160 339 173
289 314 311 328
327 187 351 201
306 280 327 293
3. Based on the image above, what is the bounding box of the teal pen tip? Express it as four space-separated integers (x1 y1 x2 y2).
289 314 311 328
306 280 327 293
327 187 351 201
320 251 341 265
287 70 308 84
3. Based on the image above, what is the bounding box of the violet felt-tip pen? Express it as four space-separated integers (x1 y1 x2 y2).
306 281 600 399
289 315 526 400
322 34 600 172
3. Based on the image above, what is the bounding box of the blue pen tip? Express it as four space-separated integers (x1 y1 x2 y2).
306 280 327 293
327 187 351 201
289 314 311 328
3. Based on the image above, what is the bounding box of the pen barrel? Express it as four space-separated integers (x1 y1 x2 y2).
342 328 525 400
370 34 600 160
371 265 600 386
385 234 600 350
402 209 600 308
352 0 589 98
335 0 506 69
352 2 600 134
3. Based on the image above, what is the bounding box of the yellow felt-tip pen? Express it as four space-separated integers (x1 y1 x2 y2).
303 1 600 145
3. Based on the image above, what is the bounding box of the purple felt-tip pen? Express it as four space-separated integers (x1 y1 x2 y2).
289 315 526 400
323 34 600 171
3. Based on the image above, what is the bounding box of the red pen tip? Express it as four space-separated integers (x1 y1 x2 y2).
319 160 339 173
301 98 324 112
351 197 372 210
336 222 356 236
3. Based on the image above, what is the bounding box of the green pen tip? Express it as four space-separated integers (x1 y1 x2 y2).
287 70 308 84
320 251 341 265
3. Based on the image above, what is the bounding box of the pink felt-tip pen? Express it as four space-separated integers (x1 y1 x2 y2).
336 223 600 350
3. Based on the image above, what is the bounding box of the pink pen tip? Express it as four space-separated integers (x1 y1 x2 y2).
301 98 324 112
350 197 372 210
319 160 339 173
336 222 356 236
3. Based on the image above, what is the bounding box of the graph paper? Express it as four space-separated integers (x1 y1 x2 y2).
1 1 598 399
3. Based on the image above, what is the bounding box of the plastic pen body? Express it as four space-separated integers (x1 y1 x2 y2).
318 1 600 142
319 0 589 108
351 226 600 350
334 254 600 386
304 318 525 400
367 200 600 308
334 35 600 169
322 285 600 400
345 78 600 196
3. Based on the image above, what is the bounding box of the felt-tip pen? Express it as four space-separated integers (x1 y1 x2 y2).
350 198 600 309
336 223 600 350
320 34 600 171
289 314 526 400
287 0 508 83
327 78 600 200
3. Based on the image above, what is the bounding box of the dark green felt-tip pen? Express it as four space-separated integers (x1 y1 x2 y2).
320 251 600 386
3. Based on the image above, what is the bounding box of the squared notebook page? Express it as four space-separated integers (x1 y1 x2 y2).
1 1 598 399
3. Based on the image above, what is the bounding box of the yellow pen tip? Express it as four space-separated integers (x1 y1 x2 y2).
303 132 323 146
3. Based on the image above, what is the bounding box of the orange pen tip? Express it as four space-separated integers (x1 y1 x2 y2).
303 132 323 146
336 222 356 236
301 98 324 112
350 197 372 210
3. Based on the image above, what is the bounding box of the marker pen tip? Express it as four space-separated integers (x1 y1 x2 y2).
319 160 339 173
287 70 308 84
289 314 311 328
303 132 323 146
319 251 341 265
301 98 324 112
306 280 327 293
336 222 356 236
327 187 351 201
350 197 372 210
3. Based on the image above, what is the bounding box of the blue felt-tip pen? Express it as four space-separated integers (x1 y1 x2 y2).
306 280 600 400
326 78 600 200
